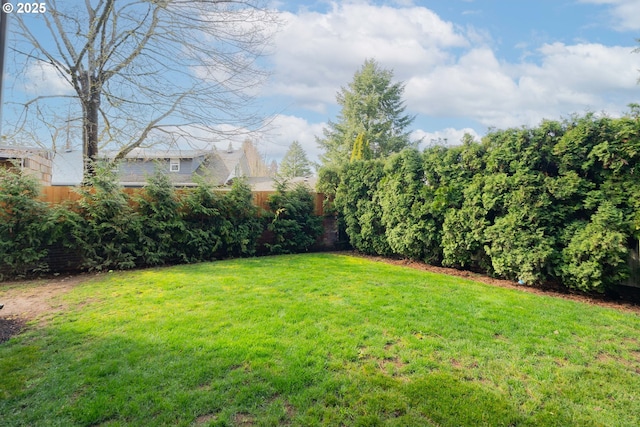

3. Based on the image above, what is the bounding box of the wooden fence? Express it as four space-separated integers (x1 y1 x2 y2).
39 186 327 216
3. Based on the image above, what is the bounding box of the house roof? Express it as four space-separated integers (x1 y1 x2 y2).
51 145 253 187
0 145 52 159
247 176 317 192
100 147 214 160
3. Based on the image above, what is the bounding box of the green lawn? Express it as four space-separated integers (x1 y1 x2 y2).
2 253 640 426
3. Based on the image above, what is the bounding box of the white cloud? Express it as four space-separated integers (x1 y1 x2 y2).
405 48 523 127
268 3 468 110
405 42 640 129
531 43 637 92
261 114 326 162
578 0 640 31
23 62 72 95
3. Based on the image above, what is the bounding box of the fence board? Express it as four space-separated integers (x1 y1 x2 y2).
39 186 327 216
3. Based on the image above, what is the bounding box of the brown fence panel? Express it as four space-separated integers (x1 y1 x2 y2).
40 186 81 204
39 186 327 215
314 192 325 216
252 191 271 211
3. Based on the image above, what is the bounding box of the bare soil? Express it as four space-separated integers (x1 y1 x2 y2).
0 274 92 343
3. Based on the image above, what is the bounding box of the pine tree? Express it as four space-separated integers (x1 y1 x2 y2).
279 141 312 177
318 58 415 167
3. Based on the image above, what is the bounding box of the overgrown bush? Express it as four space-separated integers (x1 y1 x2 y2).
47 202 90 271
0 166 50 279
266 180 323 254
441 177 492 272
179 178 228 262
74 163 142 270
320 111 640 293
484 212 556 284
136 171 186 265
379 149 442 263
0 162 329 279
334 160 391 255
561 203 630 292
218 178 262 257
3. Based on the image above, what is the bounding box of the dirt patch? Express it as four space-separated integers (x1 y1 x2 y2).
0 274 93 342
0 316 27 344
343 251 640 315
233 413 255 426
194 413 218 425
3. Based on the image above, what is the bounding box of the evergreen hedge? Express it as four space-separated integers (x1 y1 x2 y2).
0 166 322 279
324 112 640 293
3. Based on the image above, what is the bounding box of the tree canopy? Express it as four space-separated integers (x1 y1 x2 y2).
331 111 640 293
318 59 415 167
279 141 312 178
8 0 278 178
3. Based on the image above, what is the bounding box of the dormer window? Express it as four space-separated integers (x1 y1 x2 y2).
169 158 180 172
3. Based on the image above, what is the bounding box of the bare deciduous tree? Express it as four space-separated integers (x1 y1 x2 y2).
8 0 278 178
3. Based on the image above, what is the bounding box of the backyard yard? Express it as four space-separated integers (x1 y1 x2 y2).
1 253 640 426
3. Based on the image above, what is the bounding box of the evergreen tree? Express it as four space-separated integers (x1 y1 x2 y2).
318 58 415 167
279 141 312 177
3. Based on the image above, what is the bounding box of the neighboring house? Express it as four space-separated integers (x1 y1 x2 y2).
0 146 53 185
52 143 266 187
102 145 252 187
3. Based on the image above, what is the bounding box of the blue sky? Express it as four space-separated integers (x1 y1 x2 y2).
3 0 640 164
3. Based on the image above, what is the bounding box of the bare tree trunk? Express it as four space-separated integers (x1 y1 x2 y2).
81 72 101 181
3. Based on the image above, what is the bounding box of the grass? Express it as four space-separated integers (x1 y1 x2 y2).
1 253 640 426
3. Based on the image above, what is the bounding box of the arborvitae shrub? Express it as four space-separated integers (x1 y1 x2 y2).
179 178 228 262
0 166 50 279
137 170 186 265
266 180 323 254
561 202 630 293
219 178 262 257
334 159 391 255
74 163 142 270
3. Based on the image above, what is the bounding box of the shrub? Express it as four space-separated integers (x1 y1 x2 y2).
379 149 443 263
561 202 630 293
46 202 91 272
266 180 323 254
74 163 142 270
441 197 491 272
334 160 391 255
136 170 186 265
484 212 556 284
219 178 262 257
179 178 227 262
0 166 50 279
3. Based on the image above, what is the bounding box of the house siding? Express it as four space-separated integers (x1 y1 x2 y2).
0 147 53 185
117 158 199 185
